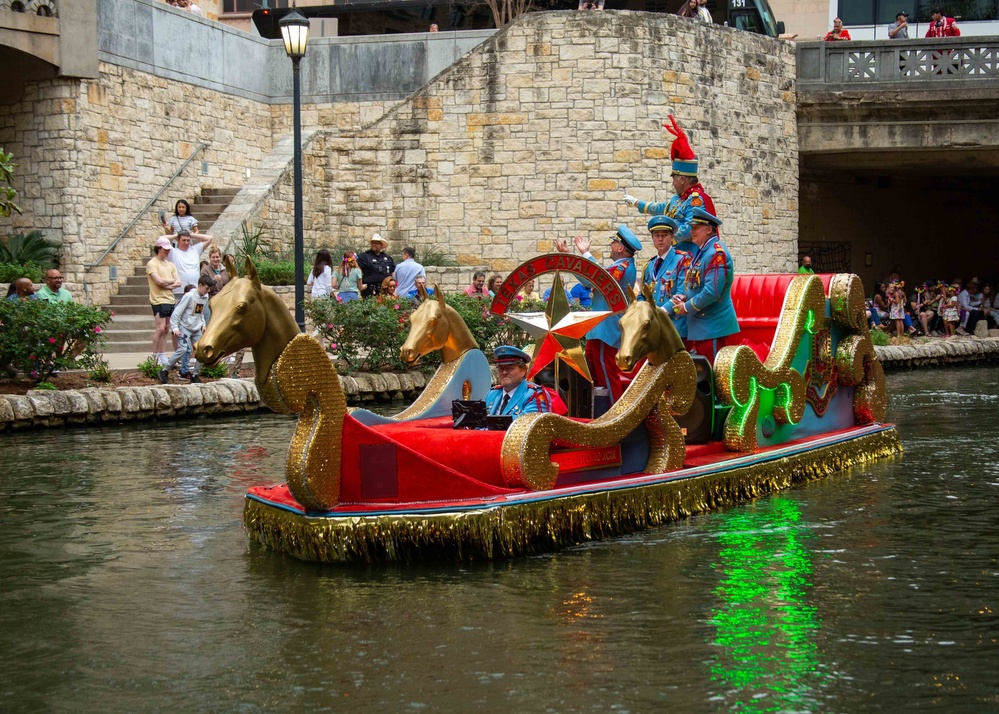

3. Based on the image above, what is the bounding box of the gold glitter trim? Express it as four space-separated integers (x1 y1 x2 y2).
394 358 462 420
243 428 901 564
273 334 348 511
829 274 888 423
499 350 696 490
715 275 827 452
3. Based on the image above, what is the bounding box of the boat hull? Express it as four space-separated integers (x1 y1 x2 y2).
243 424 901 564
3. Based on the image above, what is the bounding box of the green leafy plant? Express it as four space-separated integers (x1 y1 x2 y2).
0 231 59 269
0 301 111 384
234 221 266 273
0 261 43 283
255 258 296 286
199 363 228 379
420 247 458 267
33 381 57 390
136 356 162 379
0 148 20 218
86 356 114 383
869 328 890 346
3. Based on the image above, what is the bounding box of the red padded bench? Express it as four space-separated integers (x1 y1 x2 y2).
731 274 834 351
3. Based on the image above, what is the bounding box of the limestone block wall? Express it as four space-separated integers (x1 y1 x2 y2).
0 62 275 305
252 11 799 275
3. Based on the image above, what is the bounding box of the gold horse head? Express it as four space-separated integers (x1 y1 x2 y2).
399 284 478 365
617 283 686 371
195 257 300 379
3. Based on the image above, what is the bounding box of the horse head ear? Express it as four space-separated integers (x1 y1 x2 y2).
626 283 637 303
245 257 261 289
641 281 654 304
417 283 428 300
223 254 238 279
434 284 445 307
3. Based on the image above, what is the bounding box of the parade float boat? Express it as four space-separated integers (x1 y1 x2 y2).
196 256 900 564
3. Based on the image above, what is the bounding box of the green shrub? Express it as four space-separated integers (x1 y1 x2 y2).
199 363 228 379
0 300 111 383
0 148 20 218
87 357 114 383
304 293 542 375
869 328 890 346
0 261 43 283
136 356 161 379
0 231 59 269
34 381 57 390
255 258 296 286
420 247 458 267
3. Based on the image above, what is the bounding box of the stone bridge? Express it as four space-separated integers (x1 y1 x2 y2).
0 0 97 102
795 37 999 286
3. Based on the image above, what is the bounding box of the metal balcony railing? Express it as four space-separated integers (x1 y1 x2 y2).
797 37 999 90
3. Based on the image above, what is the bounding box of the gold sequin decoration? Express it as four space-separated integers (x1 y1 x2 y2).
499 350 696 490
829 274 888 423
715 275 827 452
243 427 901 564
394 358 462 420
273 334 348 511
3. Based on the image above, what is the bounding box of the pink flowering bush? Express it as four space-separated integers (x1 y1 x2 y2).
0 300 111 383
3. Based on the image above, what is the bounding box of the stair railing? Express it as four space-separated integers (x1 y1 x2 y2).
82 142 210 305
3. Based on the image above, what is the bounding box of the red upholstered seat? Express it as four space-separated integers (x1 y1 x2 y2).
730 273 834 350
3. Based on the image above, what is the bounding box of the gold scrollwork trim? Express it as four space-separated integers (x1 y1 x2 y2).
499 350 696 490
273 334 348 511
829 273 888 424
715 275 827 452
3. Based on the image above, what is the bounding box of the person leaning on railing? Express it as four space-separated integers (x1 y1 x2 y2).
887 10 910 39
925 7 960 37
824 17 852 41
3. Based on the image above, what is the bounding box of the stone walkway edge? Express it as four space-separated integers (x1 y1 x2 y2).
0 370 430 432
3 341 997 431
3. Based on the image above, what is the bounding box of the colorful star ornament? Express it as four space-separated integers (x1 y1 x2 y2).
504 272 614 382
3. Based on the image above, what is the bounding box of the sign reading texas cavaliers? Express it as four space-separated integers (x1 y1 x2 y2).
490 253 629 315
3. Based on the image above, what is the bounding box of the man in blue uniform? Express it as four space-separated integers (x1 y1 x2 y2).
555 225 641 403
661 208 739 363
642 215 693 340
485 346 551 418
622 115 716 247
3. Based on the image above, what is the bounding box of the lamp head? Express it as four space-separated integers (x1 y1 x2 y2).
280 8 310 61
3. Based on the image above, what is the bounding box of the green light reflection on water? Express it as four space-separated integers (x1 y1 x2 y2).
706 497 823 713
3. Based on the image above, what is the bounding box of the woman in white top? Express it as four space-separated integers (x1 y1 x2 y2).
306 249 334 299
162 199 199 235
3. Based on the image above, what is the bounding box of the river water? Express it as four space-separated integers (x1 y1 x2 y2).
2 368 998 713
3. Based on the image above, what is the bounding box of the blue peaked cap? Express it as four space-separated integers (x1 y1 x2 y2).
689 207 722 227
494 345 531 365
615 225 642 253
647 215 679 233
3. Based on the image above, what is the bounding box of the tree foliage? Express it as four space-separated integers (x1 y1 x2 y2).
0 148 20 218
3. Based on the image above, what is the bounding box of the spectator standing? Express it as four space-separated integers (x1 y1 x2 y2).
36 269 73 302
306 249 334 300
677 0 698 17
941 285 960 336
200 246 229 298
162 199 198 235
889 283 906 337
159 275 213 384
147 236 181 365
337 252 364 303
168 230 211 300
888 11 909 38
184 0 204 15
487 274 503 297
570 282 593 308
357 234 395 298
464 271 490 298
429 23 439 31
824 18 852 41
696 0 713 23
393 246 425 298
521 279 537 300
798 256 815 274
926 8 960 36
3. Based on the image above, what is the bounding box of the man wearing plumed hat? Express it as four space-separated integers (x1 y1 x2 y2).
485 346 552 418
555 225 641 403
623 115 716 250
642 214 693 340
662 207 740 362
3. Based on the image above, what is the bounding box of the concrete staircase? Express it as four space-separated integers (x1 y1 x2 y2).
102 187 240 356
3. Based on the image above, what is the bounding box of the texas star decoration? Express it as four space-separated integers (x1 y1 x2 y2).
505 271 614 383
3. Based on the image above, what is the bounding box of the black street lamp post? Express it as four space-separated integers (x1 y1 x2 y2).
280 8 310 331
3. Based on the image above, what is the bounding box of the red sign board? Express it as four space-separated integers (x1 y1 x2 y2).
551 445 622 474
490 253 629 315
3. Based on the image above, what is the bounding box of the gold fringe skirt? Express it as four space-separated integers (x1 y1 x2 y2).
243 427 901 564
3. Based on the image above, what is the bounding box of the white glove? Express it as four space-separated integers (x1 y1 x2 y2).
622 194 638 207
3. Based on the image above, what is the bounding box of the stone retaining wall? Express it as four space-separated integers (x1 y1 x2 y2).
874 337 999 370
0 370 431 431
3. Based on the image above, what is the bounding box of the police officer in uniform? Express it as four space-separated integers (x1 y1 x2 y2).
663 207 739 363
622 115 716 247
642 215 694 340
485 346 551 419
